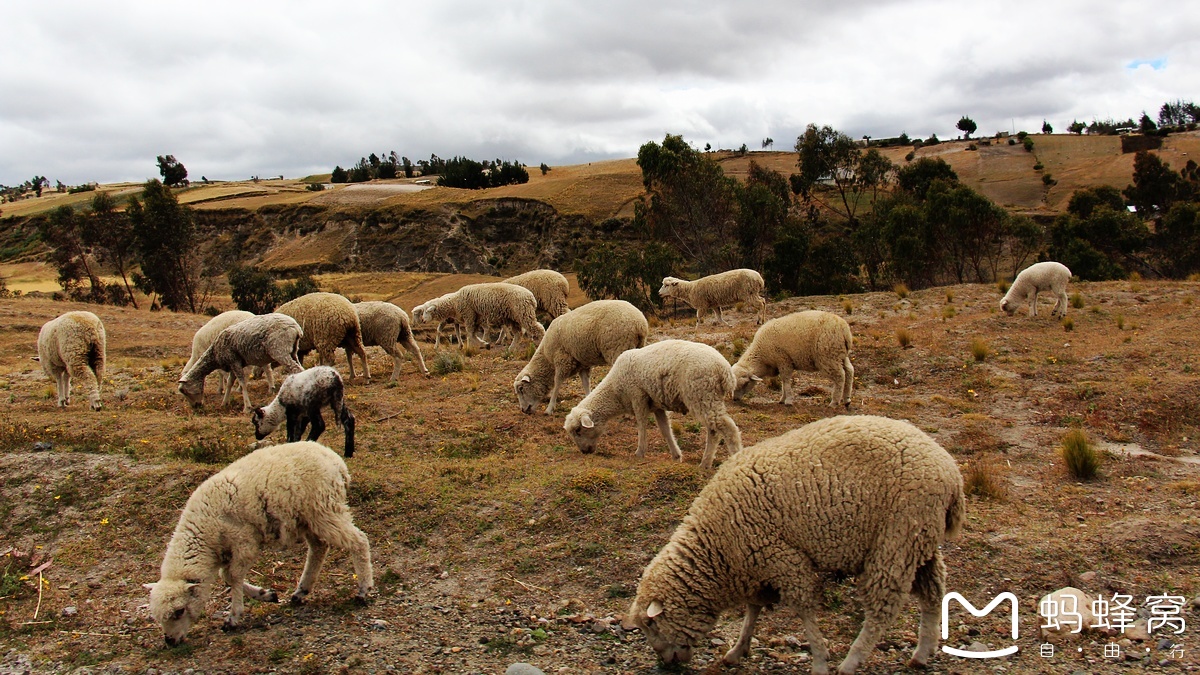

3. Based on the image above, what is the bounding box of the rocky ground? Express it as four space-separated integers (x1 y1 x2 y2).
1 278 1199 674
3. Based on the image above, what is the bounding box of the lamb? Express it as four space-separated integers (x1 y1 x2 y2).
177 313 304 412
504 269 571 320
276 292 371 381
184 310 274 397
731 310 854 407
514 300 648 414
144 441 373 645
413 293 463 348
36 310 106 410
354 301 428 380
563 339 741 469
251 366 356 458
453 282 545 351
623 415 965 674
1000 261 1072 317
658 268 767 326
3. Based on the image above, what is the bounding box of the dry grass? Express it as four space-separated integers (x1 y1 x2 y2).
1060 429 1101 480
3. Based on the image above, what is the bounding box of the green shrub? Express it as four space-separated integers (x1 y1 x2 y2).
1062 316 1074 331
1023 138 1035 152
1061 429 1100 480
431 351 465 375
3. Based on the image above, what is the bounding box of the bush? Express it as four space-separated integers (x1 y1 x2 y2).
305 183 325 192
431 351 465 375
1008 138 1016 146
228 266 280 314
1069 292 1084 308
1042 173 1056 186
1023 138 1035 152
970 338 989 362
904 151 915 162
896 327 913 348
894 283 909 299
1033 163 1044 171
964 454 1007 500
1062 316 1074 331
1060 429 1101 480
279 274 319 304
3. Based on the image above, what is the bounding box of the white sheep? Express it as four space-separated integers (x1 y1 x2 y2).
454 282 545 351
504 269 571 319
36 310 106 410
731 310 854 407
354 301 428 380
276 292 371 381
514 300 648 414
623 415 965 673
145 441 373 645
659 268 767 326
1000 261 1072 317
413 292 464 348
251 366 356 457
184 310 275 397
177 313 304 412
563 339 741 469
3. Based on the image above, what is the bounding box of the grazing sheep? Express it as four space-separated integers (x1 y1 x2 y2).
413 293 464 348
1000 261 1072 317
659 269 766 326
354 301 428 380
177 313 304 412
145 441 373 645
504 269 571 320
184 310 274 397
732 310 854 407
623 415 965 674
563 339 741 469
514 300 648 414
276 292 371 381
37 310 106 410
454 282 545 351
252 366 356 457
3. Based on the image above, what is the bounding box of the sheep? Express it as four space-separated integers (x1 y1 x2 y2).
178 313 304 412
413 292 464 348
563 339 741 469
36 310 106 410
1000 261 1072 317
731 310 854 407
623 415 965 674
184 310 275 398
144 441 373 645
354 301 428 380
276 292 371 381
504 269 571 320
658 268 767 326
514 300 648 414
454 282 545 351
251 366 356 458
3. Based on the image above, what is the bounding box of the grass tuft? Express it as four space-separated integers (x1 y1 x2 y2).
896 328 913 348
1069 292 1084 309
431 351 465 375
1062 316 1074 332
964 454 1007 500
996 278 1010 294
894 283 910 299
1061 429 1101 480
843 299 853 315
969 338 989 362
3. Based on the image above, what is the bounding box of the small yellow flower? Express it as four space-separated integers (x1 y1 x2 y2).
303 653 314 661
54 495 61 500
100 518 109 526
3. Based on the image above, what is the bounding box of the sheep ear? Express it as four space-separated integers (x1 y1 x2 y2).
142 582 157 591
519 375 531 383
646 600 663 618
750 375 763 382
185 582 201 596
580 413 594 429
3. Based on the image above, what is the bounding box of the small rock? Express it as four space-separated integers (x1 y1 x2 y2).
1157 638 1174 651
1078 571 1097 583
61 606 78 617
1124 619 1151 641
589 621 607 634
32 441 52 452
505 665 545 675
968 641 989 652
1192 594 1200 609
370 619 389 631
710 637 726 646
1119 638 1133 648
1037 588 1095 638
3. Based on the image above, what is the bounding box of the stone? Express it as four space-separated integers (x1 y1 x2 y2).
32 441 52 452
505 665 545 675
1037 588 1095 638
1124 619 1151 641
1078 571 1097 583
371 619 389 631
1158 638 1175 651
61 606 78 617
968 641 989 652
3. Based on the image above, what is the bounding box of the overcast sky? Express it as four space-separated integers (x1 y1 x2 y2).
2 1 1198 186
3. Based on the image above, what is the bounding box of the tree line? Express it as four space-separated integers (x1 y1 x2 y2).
330 152 529 189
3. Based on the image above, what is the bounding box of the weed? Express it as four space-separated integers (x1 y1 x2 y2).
969 338 989 362
1069 292 1084 309
1062 316 1074 332
964 454 1007 500
440 430 504 459
896 328 913 349
945 290 954 303
942 306 956 320
268 646 293 663
462 344 480 358
996 278 1010 294
1061 429 1101 480
431 351 464 375
606 583 632 599
843 299 853 315
170 435 239 465
894 283 909 299
1116 314 1125 330
568 468 616 494
731 337 746 359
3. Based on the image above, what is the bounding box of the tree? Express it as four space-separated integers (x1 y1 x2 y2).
128 179 205 312
39 205 103 301
401 157 414 178
539 162 551 175
30 176 47 198
761 137 774 150
81 191 138 307
330 166 348 183
896 157 958 200
228 266 280 314
1123 151 1179 216
156 155 189 187
736 162 792 270
576 241 679 310
792 124 893 228
956 116 977 139
1041 120 1053 134
1139 112 1157 133
1159 99 1200 127
1068 120 1086 135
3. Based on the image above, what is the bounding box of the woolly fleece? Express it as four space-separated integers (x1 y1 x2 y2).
454 282 545 351
252 366 356 457
1000 261 1072 317
504 269 571 319
625 415 965 673
659 268 766 326
354 301 428 380
146 441 373 645
276 292 371 381
37 310 106 410
177 313 303 411
184 310 256 397
732 310 854 407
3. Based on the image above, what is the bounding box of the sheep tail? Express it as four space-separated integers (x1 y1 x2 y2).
397 321 413 345
944 484 966 541
329 375 355 458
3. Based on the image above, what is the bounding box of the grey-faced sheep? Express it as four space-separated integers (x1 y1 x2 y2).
623 415 964 674
37 310 106 410
184 310 274 398
413 293 464 348
504 269 571 320
454 282 545 351
1000 261 1072 317
276 292 371 381
659 268 766 326
145 441 373 645
177 313 304 412
251 366 356 458
514 300 648 414
354 301 428 380
731 310 854 407
563 339 741 469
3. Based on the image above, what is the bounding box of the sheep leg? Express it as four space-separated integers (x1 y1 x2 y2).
841 357 855 407
400 335 428 376
909 553 946 668
291 531 329 605
232 367 254 413
825 364 844 408
306 513 373 602
579 368 592 396
307 408 326 443
803 613 832 675
285 408 303 443
341 406 355 458
546 369 565 414
221 546 258 630
715 306 732 326
1029 289 1038 317
633 404 651 458
1054 290 1068 317
779 364 795 405
722 603 762 664
264 364 276 392
351 340 370 382
220 567 278 604
56 369 69 407
653 409 684 461
838 556 913 674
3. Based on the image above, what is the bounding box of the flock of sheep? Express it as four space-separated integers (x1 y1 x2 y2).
30 260 1073 673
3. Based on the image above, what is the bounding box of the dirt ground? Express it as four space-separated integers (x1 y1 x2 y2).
1 278 1199 674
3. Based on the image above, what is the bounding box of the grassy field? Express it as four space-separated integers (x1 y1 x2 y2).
1 274 1198 673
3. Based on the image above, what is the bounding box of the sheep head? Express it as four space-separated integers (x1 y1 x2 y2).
176 378 204 409
145 579 206 646
730 364 763 401
658 276 684 299
563 408 601 453
999 297 1016 315
623 596 696 665
513 373 546 415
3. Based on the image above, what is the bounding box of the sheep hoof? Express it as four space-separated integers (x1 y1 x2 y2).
290 591 308 605
263 589 279 603
906 657 929 669
354 592 371 606
221 616 242 632
721 649 745 665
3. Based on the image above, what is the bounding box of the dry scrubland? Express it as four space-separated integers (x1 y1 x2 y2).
1 277 1199 674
